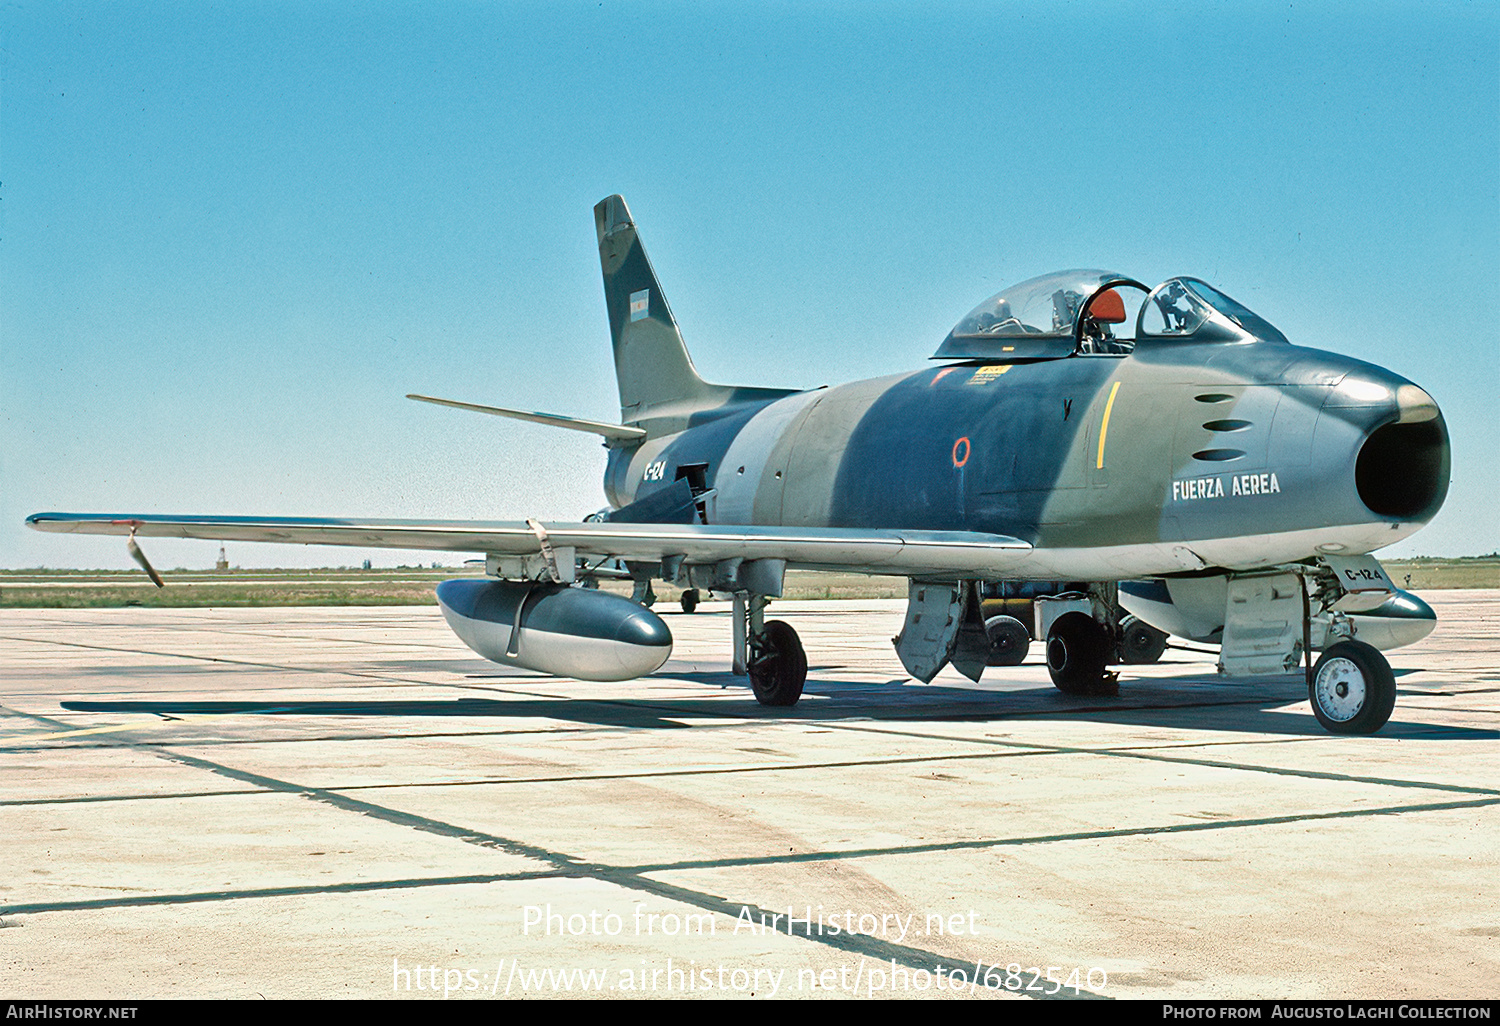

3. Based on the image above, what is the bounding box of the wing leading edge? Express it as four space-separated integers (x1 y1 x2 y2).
25 513 1032 578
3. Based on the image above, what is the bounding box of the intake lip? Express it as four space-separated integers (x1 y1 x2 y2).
1394 384 1440 424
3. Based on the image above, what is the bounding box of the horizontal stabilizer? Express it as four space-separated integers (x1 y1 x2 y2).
27 513 1033 580
406 394 646 445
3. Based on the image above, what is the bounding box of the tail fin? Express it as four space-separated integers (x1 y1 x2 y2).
595 195 796 434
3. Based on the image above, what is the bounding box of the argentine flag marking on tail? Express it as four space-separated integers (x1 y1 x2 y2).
629 289 650 321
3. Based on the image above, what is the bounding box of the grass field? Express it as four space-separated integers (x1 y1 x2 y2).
0 559 1493 608
0 568 465 608
1380 556 1500 590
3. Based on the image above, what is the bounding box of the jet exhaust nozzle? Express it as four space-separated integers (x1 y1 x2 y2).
436 579 672 681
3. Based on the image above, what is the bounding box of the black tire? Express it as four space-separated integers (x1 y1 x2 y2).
1046 612 1115 695
984 614 1031 666
1309 640 1396 735
1119 615 1168 664
749 619 806 707
680 589 700 614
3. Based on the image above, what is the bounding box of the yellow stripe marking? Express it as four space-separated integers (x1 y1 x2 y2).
1096 380 1122 470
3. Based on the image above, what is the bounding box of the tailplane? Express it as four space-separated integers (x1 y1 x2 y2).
595 195 796 435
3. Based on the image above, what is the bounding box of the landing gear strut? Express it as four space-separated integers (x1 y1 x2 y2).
733 593 806 707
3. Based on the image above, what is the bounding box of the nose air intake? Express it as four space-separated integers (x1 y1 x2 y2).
1354 387 1449 520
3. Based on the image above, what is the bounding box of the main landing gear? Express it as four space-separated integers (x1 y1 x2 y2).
1118 615 1169 664
1044 611 1119 696
732 592 806 707
750 619 807 706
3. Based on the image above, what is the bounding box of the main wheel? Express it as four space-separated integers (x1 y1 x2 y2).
1119 615 1168 664
1046 612 1115 695
1309 640 1396 735
680 589 700 614
749 619 806 707
984 615 1031 666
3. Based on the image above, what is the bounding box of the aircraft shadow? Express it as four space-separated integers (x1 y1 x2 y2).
712 672 1495 740
60 698 692 731
61 668 1496 740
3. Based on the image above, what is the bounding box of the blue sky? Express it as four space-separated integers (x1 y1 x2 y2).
3 0 1496 569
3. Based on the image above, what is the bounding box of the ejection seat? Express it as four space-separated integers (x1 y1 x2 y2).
1078 287 1129 354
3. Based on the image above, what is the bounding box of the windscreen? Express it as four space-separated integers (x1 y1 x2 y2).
1139 278 1288 343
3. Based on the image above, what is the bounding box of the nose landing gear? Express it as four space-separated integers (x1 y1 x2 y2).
1309 640 1396 735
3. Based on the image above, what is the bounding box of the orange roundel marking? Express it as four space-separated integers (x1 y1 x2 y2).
952 436 971 468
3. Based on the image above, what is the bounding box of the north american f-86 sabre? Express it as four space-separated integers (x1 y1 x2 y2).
29 195 1451 734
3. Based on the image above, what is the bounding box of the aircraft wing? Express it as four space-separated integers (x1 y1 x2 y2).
26 513 1032 578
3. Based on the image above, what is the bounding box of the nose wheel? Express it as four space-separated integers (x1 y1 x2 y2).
1309 640 1396 734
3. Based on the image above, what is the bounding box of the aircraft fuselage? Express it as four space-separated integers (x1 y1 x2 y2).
607 339 1448 581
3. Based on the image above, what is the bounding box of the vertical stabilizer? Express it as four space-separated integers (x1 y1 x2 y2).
595 195 719 425
594 196 803 436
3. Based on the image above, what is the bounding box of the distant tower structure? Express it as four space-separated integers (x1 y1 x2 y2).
216 545 229 571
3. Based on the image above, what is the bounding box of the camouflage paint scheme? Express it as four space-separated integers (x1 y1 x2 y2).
595 195 1449 582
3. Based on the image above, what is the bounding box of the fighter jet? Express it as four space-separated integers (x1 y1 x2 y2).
28 195 1450 735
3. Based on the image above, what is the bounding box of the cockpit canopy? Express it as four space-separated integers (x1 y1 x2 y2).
932 270 1288 361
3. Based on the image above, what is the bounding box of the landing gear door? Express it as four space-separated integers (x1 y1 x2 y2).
1322 554 1396 613
895 581 989 683
1219 573 1304 677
